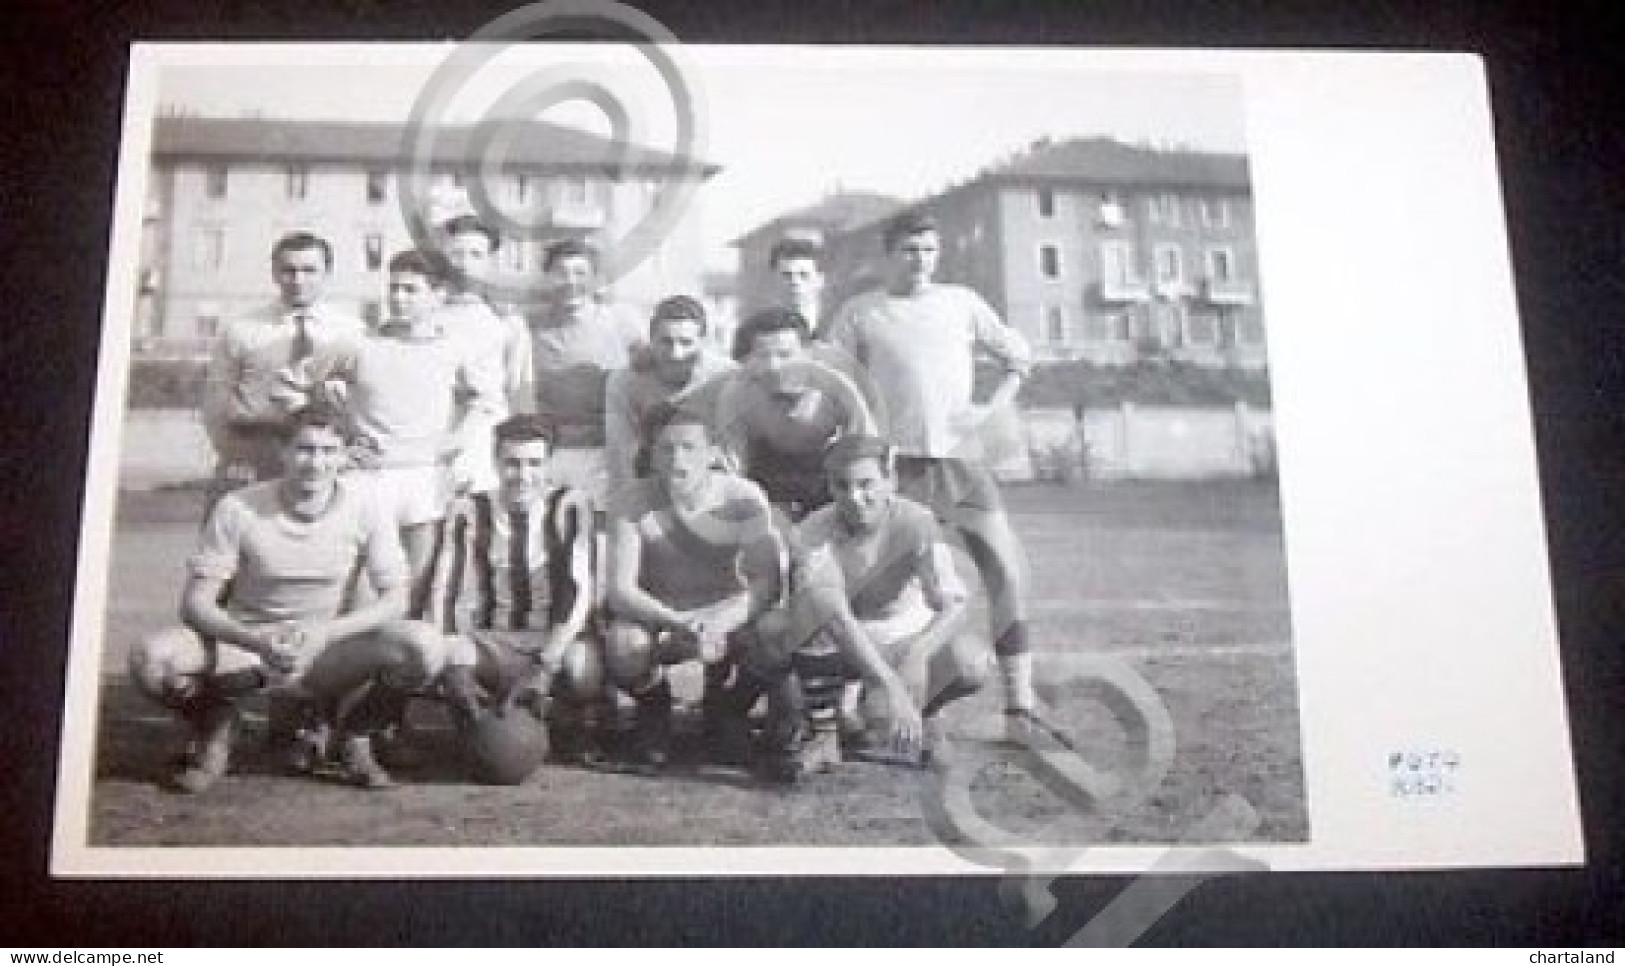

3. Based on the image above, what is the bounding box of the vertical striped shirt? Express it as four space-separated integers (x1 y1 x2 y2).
426 486 595 636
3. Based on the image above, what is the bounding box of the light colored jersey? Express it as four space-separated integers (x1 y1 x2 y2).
610 473 780 611
524 301 645 446
603 350 737 485
827 284 1031 459
187 477 407 626
796 497 966 641
426 486 594 635
307 321 502 468
201 301 362 455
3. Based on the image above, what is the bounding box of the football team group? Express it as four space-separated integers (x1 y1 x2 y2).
127 208 1072 793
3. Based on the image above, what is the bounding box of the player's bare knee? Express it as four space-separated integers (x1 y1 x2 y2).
558 636 606 699
602 622 654 690
371 619 443 689
129 627 204 706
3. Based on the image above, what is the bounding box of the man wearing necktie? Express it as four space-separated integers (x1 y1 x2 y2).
201 232 361 502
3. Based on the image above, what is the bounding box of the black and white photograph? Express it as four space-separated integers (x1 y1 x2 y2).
51 40 1580 877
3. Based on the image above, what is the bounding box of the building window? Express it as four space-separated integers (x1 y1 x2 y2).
364 232 384 272
1100 240 1143 288
1149 192 1182 227
204 164 228 200
1154 303 1185 348
1036 187 1055 218
285 165 310 201
1039 244 1061 280
366 169 389 205
192 227 226 271
1153 243 1184 286
1205 246 1237 282
1186 310 1220 347
1044 306 1068 345
1201 197 1230 229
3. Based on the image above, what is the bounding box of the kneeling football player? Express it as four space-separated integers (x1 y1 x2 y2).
785 433 992 774
601 409 788 771
425 414 604 770
127 404 447 792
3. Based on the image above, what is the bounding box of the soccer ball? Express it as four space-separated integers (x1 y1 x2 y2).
464 707 549 785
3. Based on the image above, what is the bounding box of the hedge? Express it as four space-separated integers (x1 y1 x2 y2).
126 359 209 409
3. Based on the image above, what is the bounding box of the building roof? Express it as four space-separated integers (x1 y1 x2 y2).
150 114 720 176
985 137 1250 189
730 189 905 248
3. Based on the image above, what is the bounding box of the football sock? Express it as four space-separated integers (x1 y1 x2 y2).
998 651 1037 714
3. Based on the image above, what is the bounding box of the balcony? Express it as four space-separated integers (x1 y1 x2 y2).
1197 277 1256 306
1090 277 1151 305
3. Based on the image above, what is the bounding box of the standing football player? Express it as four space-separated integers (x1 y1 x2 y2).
827 211 1050 744
714 307 876 520
438 214 527 492
302 249 505 613
201 231 361 501
603 295 737 490
520 238 645 500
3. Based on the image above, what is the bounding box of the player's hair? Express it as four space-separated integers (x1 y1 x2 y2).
651 404 714 442
542 237 598 272
648 294 709 337
271 231 334 270
280 401 349 442
822 432 895 477
882 210 940 251
768 236 824 270
441 213 502 251
387 248 450 284
730 307 811 361
492 413 556 452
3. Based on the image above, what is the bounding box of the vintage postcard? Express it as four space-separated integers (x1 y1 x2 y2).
51 36 1580 880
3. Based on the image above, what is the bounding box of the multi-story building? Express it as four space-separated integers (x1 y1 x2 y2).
729 189 903 315
815 137 1266 369
136 113 720 358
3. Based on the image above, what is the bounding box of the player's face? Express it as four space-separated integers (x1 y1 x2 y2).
496 438 551 510
773 257 823 312
650 317 704 385
829 457 895 533
652 423 714 494
272 247 329 309
548 254 596 310
745 329 806 391
890 230 940 289
386 271 442 323
445 231 494 290
281 424 347 494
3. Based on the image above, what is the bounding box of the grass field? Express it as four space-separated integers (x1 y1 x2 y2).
80 478 1307 849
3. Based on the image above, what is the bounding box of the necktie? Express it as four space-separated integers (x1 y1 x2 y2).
289 311 314 364
509 509 532 630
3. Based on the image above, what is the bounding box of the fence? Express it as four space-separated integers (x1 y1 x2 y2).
1012 403 1275 482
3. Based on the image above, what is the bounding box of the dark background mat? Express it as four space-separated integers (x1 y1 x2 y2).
2 0 1621 946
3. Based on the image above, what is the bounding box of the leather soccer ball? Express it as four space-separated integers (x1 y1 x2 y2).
464 708 549 786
